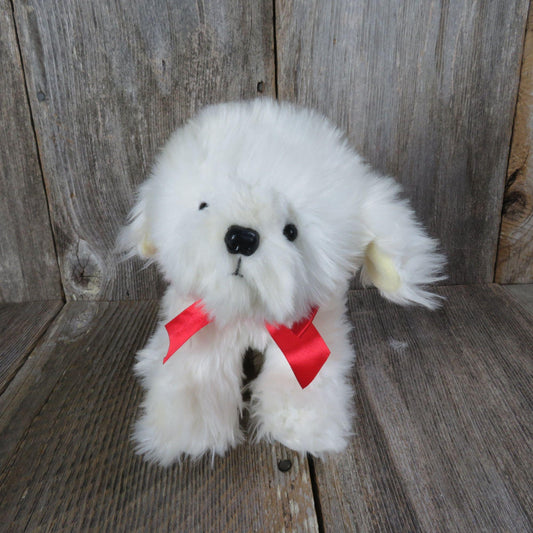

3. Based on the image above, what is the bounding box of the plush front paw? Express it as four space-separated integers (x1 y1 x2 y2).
134 384 242 465
250 375 354 455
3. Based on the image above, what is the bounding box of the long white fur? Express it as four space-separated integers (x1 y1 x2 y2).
118 99 445 465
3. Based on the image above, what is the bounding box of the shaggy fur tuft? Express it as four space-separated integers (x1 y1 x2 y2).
119 99 445 464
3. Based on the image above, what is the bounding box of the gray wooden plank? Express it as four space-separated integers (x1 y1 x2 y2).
0 301 318 532
276 0 529 284
504 284 533 316
0 301 123 471
0 0 62 302
13 0 275 300
313 285 533 532
0 301 62 395
496 6 533 283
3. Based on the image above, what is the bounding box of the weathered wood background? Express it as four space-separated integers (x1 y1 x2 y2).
0 0 62 302
1 0 531 303
496 5 533 283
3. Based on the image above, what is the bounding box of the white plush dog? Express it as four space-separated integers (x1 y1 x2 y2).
119 99 444 465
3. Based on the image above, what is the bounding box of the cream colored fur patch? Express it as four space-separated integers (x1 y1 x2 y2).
364 241 402 293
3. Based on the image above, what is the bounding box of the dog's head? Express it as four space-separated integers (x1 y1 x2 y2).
119 100 444 325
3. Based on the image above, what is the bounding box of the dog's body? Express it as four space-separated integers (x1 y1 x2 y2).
120 99 445 465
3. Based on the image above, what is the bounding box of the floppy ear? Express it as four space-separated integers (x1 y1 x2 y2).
116 184 157 260
359 176 446 309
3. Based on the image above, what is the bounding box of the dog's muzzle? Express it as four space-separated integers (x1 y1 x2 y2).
224 225 260 256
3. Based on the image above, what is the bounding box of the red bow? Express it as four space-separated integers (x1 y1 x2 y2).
163 301 330 388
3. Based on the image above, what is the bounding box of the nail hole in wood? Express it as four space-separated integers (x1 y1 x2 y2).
278 459 292 472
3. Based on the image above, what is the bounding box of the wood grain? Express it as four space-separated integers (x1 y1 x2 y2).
314 285 533 532
0 301 62 395
13 0 275 300
496 5 533 283
504 283 533 316
0 301 318 532
276 0 529 284
0 0 62 302
0 301 124 471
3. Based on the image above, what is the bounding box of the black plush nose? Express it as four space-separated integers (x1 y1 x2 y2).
224 225 260 256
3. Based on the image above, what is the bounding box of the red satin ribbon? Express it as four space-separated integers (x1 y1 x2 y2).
265 307 330 388
163 300 330 388
163 301 213 363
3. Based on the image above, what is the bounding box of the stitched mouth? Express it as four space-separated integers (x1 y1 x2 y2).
232 257 244 278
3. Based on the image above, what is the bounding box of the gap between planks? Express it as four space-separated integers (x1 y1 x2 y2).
0 300 63 396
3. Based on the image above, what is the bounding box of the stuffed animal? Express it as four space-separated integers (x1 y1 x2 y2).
119 99 445 465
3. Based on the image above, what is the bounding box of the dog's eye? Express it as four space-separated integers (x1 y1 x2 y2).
283 223 298 242
199 202 208 210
